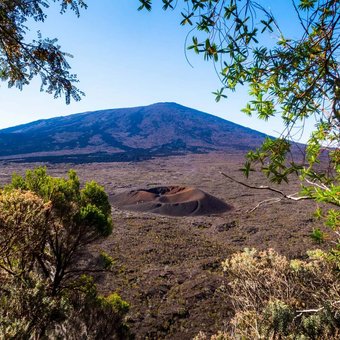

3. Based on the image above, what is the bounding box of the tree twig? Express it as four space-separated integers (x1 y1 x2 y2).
294 300 340 320
296 307 324 313
246 198 282 213
305 178 330 191
220 172 310 201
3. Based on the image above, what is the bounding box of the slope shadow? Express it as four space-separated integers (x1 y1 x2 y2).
112 186 233 216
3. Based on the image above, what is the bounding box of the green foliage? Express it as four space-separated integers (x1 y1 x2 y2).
0 0 86 103
261 300 295 337
8 167 80 208
7 167 113 240
81 180 112 216
311 228 326 244
246 137 303 184
54 275 130 339
80 203 112 237
302 313 326 339
99 250 115 270
138 2 340 338
0 168 129 338
102 292 130 315
139 0 340 256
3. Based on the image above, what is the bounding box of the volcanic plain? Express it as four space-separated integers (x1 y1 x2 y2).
0 152 327 339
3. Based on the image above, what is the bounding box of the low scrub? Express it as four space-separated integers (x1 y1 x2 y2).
196 248 340 339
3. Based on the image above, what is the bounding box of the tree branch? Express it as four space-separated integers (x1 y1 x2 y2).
304 178 330 191
220 171 310 201
246 197 282 213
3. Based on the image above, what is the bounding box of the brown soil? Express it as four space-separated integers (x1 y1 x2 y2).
112 186 233 216
0 152 330 339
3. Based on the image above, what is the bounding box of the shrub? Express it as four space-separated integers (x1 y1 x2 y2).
201 248 340 339
99 251 115 270
0 167 129 339
196 248 340 339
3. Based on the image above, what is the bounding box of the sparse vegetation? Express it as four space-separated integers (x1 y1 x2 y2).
0 155 335 338
311 228 326 244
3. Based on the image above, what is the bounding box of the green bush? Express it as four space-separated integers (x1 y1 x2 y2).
99 251 115 270
0 167 129 339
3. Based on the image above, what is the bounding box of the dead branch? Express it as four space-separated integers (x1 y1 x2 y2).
246 198 282 213
220 172 310 201
305 178 331 191
294 301 340 321
296 307 324 313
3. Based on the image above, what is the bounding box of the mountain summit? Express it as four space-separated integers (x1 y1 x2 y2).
0 102 267 162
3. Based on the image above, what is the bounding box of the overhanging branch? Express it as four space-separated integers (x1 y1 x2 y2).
220 171 310 201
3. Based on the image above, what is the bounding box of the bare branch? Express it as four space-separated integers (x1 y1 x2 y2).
247 197 282 213
296 307 324 313
296 301 340 315
305 178 331 191
220 172 310 201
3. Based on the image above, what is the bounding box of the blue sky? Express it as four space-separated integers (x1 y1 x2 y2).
0 1 315 141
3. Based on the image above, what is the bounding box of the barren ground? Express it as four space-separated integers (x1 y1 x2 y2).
0 152 328 339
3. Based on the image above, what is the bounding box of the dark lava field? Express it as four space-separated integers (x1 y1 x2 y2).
0 152 328 339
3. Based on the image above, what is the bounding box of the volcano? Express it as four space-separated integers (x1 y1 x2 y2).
0 102 268 163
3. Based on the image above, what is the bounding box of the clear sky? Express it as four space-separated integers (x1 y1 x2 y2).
0 1 316 141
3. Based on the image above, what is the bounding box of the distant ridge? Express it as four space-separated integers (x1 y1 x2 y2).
0 102 268 163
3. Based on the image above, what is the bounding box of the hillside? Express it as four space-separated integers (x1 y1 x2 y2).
0 102 267 162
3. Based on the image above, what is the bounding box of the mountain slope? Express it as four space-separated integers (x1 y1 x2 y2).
0 102 268 162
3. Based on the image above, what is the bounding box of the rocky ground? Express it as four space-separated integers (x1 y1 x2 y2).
0 152 328 339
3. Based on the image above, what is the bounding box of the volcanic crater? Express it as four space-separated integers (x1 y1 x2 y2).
111 185 233 216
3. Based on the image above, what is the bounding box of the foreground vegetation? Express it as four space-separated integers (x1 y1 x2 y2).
197 248 340 339
0 168 129 339
0 0 339 338
0 163 338 339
